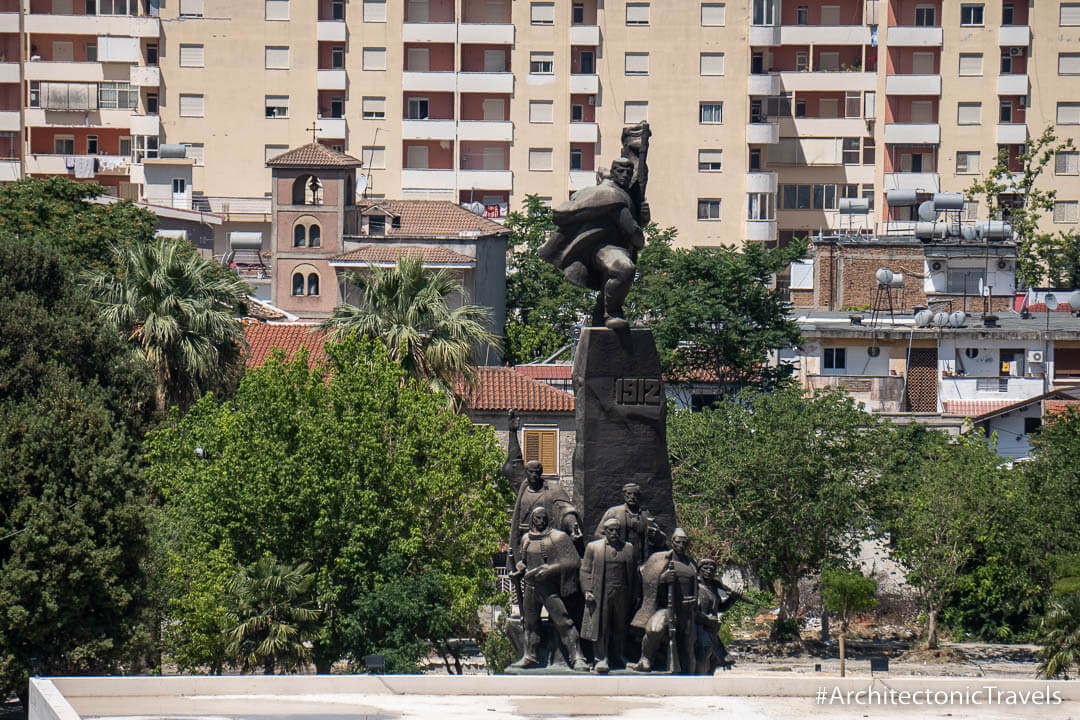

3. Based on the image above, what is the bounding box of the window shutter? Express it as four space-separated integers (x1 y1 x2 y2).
362 96 385 116
179 0 203 16
179 93 204 117
363 47 387 70
700 2 726 25
820 5 840 24
626 2 650 23
699 53 724 75
363 146 386 169
531 2 554 23
364 0 387 22
529 148 553 170
524 431 540 464
265 0 289 20
957 102 981 124
265 46 290 69
958 53 982 75
1058 103 1080 125
540 431 557 474
265 145 288 162
1056 152 1079 174
179 44 204 67
624 101 648 123
184 143 205 165
1061 3 1080 25
698 149 723 166
529 100 553 123
625 52 649 74
1059 54 1080 75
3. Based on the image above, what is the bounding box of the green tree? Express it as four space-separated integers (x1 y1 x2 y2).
161 541 235 674
966 125 1076 288
821 568 878 677
145 336 509 673
667 386 887 638
627 233 807 395
322 256 499 402
1037 592 1080 679
0 236 154 707
88 237 251 413
224 556 320 675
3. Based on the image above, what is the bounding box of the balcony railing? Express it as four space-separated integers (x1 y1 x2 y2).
885 74 941 95
779 25 871 45
886 26 943 46
806 374 905 411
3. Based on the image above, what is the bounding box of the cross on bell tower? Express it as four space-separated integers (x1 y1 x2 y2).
306 121 322 144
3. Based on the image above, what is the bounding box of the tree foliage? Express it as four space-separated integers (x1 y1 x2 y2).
1037 592 1080 679
821 568 878 677
667 385 887 637
147 337 510 673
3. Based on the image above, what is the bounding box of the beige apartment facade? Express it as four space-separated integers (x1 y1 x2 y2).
6 0 1080 256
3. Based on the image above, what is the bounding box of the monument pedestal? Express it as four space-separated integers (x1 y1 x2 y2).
572 328 675 537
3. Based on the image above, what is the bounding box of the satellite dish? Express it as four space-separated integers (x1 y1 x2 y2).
918 201 938 222
933 311 950 327
1046 293 1059 311
1068 291 1080 312
875 268 894 286
948 311 967 328
914 309 933 327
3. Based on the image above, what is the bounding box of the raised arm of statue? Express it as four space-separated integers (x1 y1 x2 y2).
502 409 525 492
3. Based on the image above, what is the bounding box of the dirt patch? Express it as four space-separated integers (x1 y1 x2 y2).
899 647 969 664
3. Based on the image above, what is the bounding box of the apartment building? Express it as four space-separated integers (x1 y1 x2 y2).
7 0 1080 255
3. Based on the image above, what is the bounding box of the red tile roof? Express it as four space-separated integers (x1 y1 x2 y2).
354 200 507 237
266 143 363 168
943 399 1016 416
1045 399 1080 417
513 364 574 380
459 367 575 413
331 245 475 265
243 323 328 368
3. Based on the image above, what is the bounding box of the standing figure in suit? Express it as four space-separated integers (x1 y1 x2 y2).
580 518 640 673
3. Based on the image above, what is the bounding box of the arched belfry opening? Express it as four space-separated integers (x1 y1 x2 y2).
292 174 323 205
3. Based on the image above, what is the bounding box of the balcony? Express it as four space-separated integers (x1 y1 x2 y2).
402 22 457 43
402 169 456 190
457 72 513 93
402 119 456 140
780 25 871 45
745 171 777 192
887 26 943 46
0 160 18 181
317 117 347 138
24 153 133 176
749 25 780 45
25 61 103 82
317 20 347 42
998 74 1029 96
457 120 513 142
746 122 779 144
884 172 940 192
570 25 600 45
806 374 905 412
745 220 778 241
129 66 161 87
778 117 870 137
569 122 598 142
130 114 159 135
458 24 514 44
402 72 452 92
997 123 1028 144
317 69 347 91
569 74 600 94
458 169 512 190
777 71 876 92
747 74 780 95
25 108 135 129
25 14 160 37
0 62 20 83
999 25 1031 47
569 170 597 191
884 123 940 144
885 74 941 95
0 111 19 132
0 12 17 32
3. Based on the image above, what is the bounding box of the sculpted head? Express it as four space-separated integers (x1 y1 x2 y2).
610 158 634 190
671 527 690 555
524 460 543 486
621 482 641 509
602 517 621 546
699 557 717 581
529 506 550 532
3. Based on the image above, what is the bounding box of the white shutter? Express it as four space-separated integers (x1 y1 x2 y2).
529 100 553 123
363 47 387 70
265 0 289 20
819 98 839 118
179 0 203 16
184 143 205 165
1057 103 1080 125
957 102 981 124
625 52 649 74
530 2 554 23
912 52 934 74
364 0 387 21
482 146 504 169
626 3 650 24
1061 3 1080 25
1054 201 1079 222
624 101 648 123
364 146 386 169
699 53 724 75
179 93 204 117
529 148 553 171
698 149 723 167
801 138 842 165
958 53 982 76
790 260 814 289
362 96 385 117
407 47 429 71
700 2 726 25
482 98 504 120
1059 54 1080 75
820 5 840 24
179 44 204 67
265 46 289 69
98 36 139 62
1056 152 1079 175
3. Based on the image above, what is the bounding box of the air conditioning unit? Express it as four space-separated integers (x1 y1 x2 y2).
1010 47 1025 57
930 260 944 271
1018 96 1027 108
997 259 1011 270
587 95 597 106
1027 350 1045 363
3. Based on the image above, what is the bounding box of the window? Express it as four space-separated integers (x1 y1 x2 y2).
331 47 345 68
362 96 385 119
309 225 321 247
1057 103 1080 125
363 0 386 22
1059 54 1080 75
99 82 137 109
570 148 582 170
572 3 584 24
963 200 978 221
265 95 289 118
529 148 553 171
362 146 386 169
823 348 846 371
146 43 158 65
171 178 186 195
332 0 345 19
86 42 97 62
796 51 810 72
698 149 722 171
571 104 584 122
265 0 288 20
133 135 158 162
845 92 862 118
1056 151 1080 175
818 51 840 71
701 2 726 25
751 0 776 24
1063 3 1080 25
699 102 723 123
749 147 761 170
179 43 204 67
1054 201 1079 223
624 101 648 123
796 5 808 24
530 52 554 74
184 142 205 166
363 47 387 70
960 4 983 25
999 101 1013 123
179 0 203 17
697 198 721 219
862 183 874 209
747 192 774 220
626 2 650 24
406 97 429 119
625 52 649 75
957 102 982 125
1002 3 1014 24
86 135 98 154
264 145 288 163
842 138 860 164
1000 51 1012 74
579 50 594 73
914 5 935 25
699 53 724 76
821 4 840 24
794 99 807 117
292 273 305 296
308 273 321 297
530 2 554 24
54 135 74 154
945 269 983 294
956 151 980 174
529 100 554 123
958 53 983 76
294 225 306 247
522 427 558 475
265 46 289 69
819 98 839 118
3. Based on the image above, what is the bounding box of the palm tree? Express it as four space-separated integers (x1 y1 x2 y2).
321 256 499 402
224 556 321 675
88 237 250 412
1038 592 1080 679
